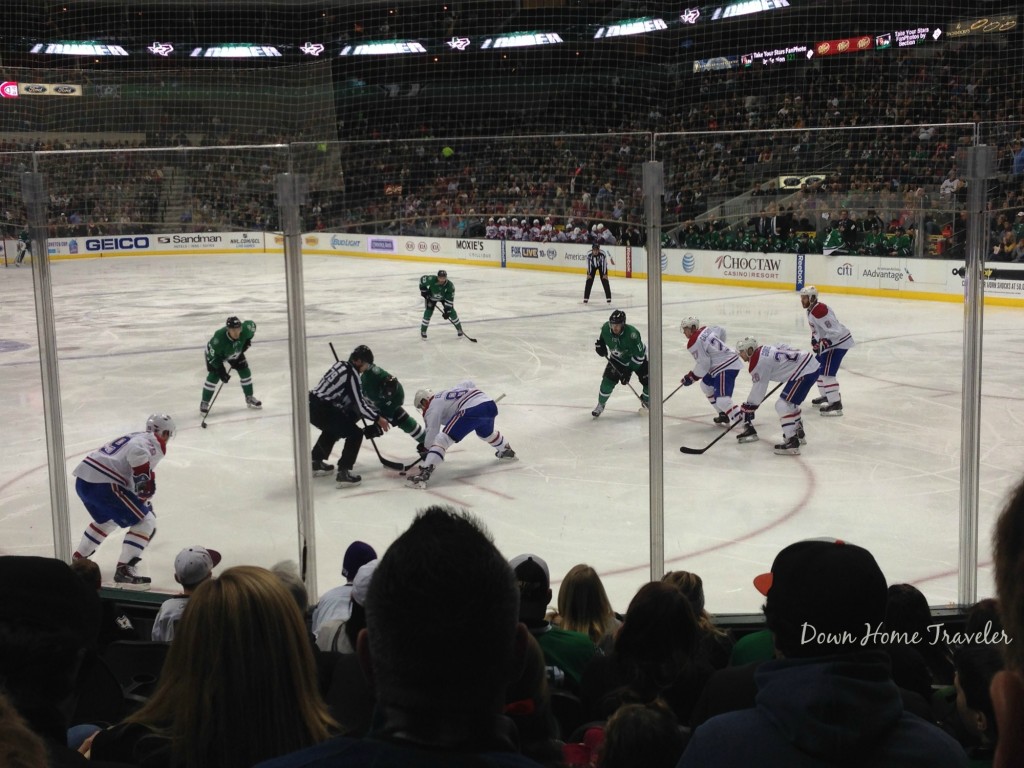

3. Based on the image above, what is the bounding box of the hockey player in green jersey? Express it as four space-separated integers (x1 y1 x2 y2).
591 309 650 417
349 345 427 456
201 316 261 414
419 269 464 339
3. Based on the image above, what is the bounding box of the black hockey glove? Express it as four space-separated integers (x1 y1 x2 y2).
208 362 230 383
595 338 608 358
381 376 399 399
620 368 632 386
442 307 451 320
229 354 248 371
242 339 252 352
363 423 384 439
420 289 431 300
682 372 698 387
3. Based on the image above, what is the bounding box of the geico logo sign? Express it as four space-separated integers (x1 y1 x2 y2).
85 236 150 251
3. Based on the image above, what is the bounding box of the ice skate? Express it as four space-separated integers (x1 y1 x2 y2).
606 298 611 303
582 299 589 304
312 459 335 477
713 412 730 426
457 331 465 339
797 427 807 445
639 399 650 416
774 435 801 455
420 330 428 340
591 403 605 418
200 401 210 415
811 396 828 406
496 445 517 461
114 557 151 591
246 395 262 409
736 425 759 444
819 399 843 417
406 464 434 489
336 468 362 488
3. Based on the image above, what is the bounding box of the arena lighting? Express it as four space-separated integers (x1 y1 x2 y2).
29 41 129 55
339 41 427 55
189 45 282 57
709 0 790 20
479 32 564 49
593 17 669 39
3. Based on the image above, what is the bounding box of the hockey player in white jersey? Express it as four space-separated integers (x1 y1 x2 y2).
485 218 499 239
679 317 743 426
801 286 854 416
406 382 516 488
735 338 819 455
71 414 176 588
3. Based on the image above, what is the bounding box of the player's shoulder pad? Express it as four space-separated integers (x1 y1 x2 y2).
810 303 828 319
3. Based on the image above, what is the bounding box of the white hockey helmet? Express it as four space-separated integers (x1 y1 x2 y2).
680 316 700 334
511 218 519 224
735 337 758 356
800 285 819 302
413 389 434 411
533 219 539 225
146 413 176 439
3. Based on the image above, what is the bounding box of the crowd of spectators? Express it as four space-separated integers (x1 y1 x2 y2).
3 496 1023 767
3 43 1024 257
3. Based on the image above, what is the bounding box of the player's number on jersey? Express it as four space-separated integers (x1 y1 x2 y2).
99 435 131 455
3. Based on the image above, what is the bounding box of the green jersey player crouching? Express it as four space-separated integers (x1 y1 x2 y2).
419 269 464 340
349 345 427 456
201 316 260 414
592 309 650 417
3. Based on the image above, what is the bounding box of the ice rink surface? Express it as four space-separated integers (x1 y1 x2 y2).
2 253 1022 614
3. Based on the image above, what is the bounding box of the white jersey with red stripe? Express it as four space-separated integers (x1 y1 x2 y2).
744 344 818 404
73 431 166 488
807 302 854 349
686 325 742 378
421 381 494 445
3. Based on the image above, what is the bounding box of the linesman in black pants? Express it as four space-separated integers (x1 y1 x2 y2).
584 242 613 304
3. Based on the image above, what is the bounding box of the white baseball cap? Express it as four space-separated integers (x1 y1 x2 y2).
174 546 222 587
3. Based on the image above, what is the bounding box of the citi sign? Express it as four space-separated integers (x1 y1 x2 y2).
85 236 150 251
837 262 854 276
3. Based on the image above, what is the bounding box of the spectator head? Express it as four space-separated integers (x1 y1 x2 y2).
599 700 686 768
884 583 933 645
174 546 222 591
69 556 102 591
954 644 1004 746
511 553 552 624
344 559 377 650
556 563 616 644
342 540 376 582
613 582 698 692
0 556 101 727
362 506 525 715
0 690 47 768
271 560 309 614
991 476 1024 768
130 566 334 767
756 538 887 658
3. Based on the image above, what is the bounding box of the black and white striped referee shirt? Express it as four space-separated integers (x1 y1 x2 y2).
310 361 379 421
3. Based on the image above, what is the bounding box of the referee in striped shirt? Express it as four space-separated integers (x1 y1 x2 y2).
310 351 390 486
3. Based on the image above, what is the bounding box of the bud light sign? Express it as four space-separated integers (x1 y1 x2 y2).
85 236 150 252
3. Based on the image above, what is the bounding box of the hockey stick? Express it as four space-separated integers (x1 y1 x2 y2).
663 382 685 404
679 381 784 455
200 377 229 429
447 314 478 342
329 343 406 471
